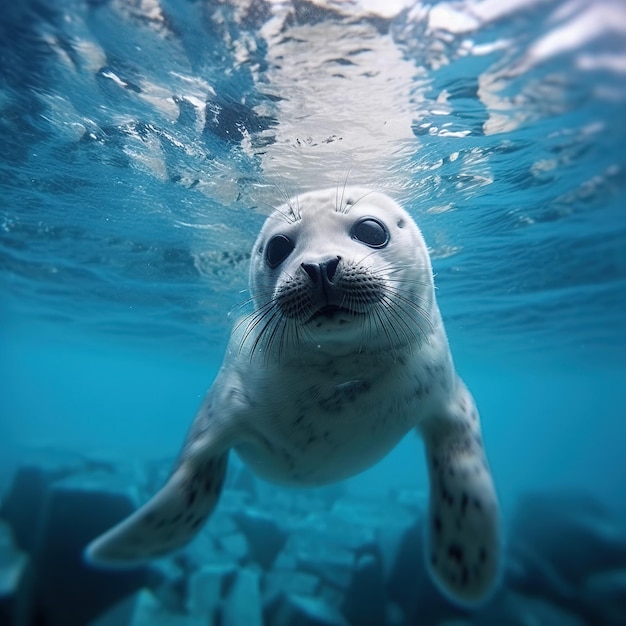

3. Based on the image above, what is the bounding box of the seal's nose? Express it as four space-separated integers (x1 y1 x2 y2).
301 256 341 285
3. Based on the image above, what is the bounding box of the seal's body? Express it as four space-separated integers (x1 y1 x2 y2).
86 188 500 605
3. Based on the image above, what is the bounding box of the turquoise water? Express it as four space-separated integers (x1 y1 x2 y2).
1 0 626 622
2 0 624 509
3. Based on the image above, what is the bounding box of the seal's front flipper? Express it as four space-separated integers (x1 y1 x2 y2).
419 378 500 606
85 449 228 567
85 368 243 567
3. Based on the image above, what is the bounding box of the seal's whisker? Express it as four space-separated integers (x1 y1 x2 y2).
383 277 431 289
384 296 417 353
388 295 432 346
336 170 352 214
381 286 432 313
236 299 282 356
379 303 405 357
371 304 398 360
264 315 287 364
230 295 256 317
343 189 375 214
249 309 283 361
377 297 417 350
380 295 424 349
234 296 275 333
272 181 301 223
382 286 434 332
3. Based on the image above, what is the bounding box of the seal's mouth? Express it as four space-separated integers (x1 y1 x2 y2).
309 305 356 321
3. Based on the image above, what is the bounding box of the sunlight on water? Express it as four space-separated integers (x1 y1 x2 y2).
1 0 624 360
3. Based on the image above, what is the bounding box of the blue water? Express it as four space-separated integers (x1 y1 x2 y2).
0 0 625 619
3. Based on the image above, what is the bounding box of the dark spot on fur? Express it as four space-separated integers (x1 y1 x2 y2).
441 486 454 506
434 516 442 534
479 547 487 563
191 517 203 530
171 513 183 524
461 493 469 516
448 543 464 564
473 498 482 511
318 380 371 413
187 488 197 508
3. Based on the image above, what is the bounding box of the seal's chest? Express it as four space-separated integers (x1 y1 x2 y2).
269 372 414 450
312 379 374 415
239 372 415 485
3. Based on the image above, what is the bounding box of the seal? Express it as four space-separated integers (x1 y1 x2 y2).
85 187 500 605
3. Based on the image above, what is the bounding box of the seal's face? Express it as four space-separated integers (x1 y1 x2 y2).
247 187 434 356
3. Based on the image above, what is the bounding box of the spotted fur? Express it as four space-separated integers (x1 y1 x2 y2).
86 450 228 566
420 378 500 604
85 187 500 605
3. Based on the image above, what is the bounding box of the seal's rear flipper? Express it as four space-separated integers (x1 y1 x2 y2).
85 452 228 567
419 379 500 606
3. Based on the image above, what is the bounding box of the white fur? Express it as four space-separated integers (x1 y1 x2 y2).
85 187 500 605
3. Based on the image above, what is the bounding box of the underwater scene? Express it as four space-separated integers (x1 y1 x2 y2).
1 0 625 624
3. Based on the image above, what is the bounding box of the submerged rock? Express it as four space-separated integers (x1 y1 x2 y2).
272 593 349 626
385 517 465 624
509 491 626 586
4 452 621 626
16 470 147 626
232 507 288 569
263 569 320 610
186 562 236 618
221 566 263 626
88 593 139 626
296 545 355 591
94 589 207 626
218 531 250 562
0 453 99 555
473 590 586 626
385 519 423 614
504 541 576 606
341 553 386 626
0 521 29 626
147 559 187 614
581 568 626 626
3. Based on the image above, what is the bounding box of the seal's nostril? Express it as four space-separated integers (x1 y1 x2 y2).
301 262 319 284
325 256 340 282
302 257 341 284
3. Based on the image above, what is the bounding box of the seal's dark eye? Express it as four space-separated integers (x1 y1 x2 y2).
265 234 295 268
351 217 389 248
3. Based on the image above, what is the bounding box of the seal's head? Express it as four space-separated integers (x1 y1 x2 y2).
246 187 435 356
